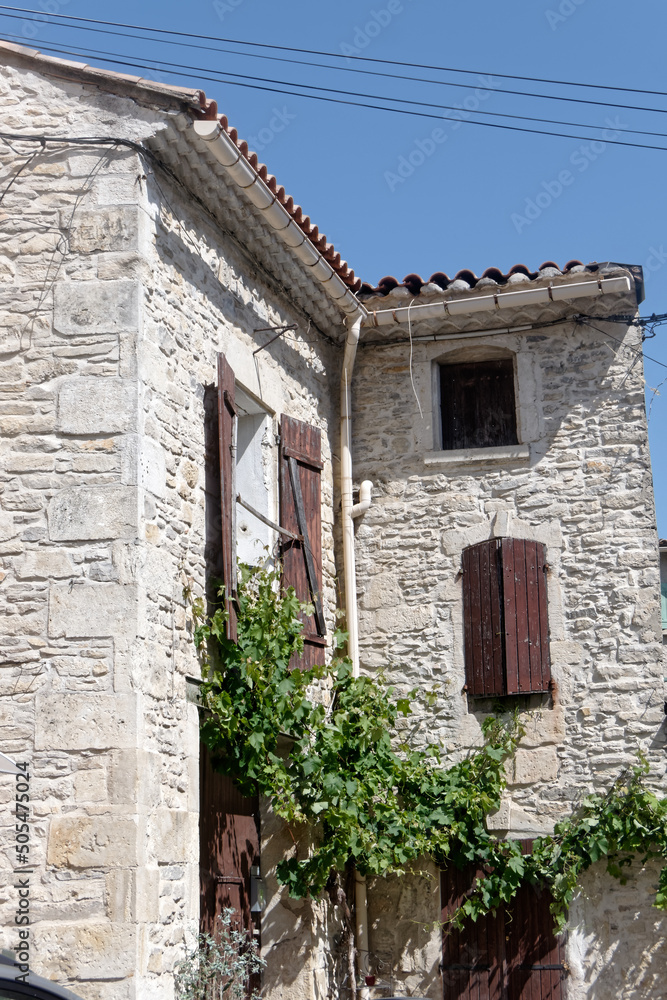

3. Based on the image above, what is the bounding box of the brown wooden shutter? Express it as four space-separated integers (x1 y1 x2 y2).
199 742 260 941
506 840 567 1000
462 538 550 696
441 863 505 1000
462 539 505 697
506 881 567 1000
440 359 518 451
441 844 566 1000
279 415 326 669
502 539 550 695
217 354 238 642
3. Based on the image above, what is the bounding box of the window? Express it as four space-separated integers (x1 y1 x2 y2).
440 358 518 451
441 847 567 1000
212 354 326 666
462 538 551 697
235 387 274 566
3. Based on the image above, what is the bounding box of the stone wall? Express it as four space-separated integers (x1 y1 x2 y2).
0 57 341 1000
351 297 666 998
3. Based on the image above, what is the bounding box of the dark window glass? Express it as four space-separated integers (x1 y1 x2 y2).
440 359 518 450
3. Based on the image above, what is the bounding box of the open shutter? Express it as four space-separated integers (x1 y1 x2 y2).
217 354 238 641
199 742 260 942
462 539 505 697
441 863 505 1000
502 539 550 695
279 415 326 669
462 538 550 697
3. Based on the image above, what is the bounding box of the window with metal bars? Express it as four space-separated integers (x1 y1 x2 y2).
440 358 518 451
461 538 551 697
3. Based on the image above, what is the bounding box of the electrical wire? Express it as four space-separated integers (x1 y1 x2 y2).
406 298 423 420
576 316 667 372
3 35 667 153
3 5 667 102
5 21 667 121
4 26 667 143
3 10 667 131
0 143 40 205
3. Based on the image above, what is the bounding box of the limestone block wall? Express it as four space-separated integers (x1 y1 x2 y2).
0 57 342 1000
350 299 666 998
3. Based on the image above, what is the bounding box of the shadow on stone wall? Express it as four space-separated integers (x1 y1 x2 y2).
566 862 666 1000
367 865 442 1000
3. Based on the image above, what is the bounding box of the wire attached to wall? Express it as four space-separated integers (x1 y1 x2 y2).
407 298 423 420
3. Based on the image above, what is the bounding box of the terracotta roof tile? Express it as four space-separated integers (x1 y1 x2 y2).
359 260 593 298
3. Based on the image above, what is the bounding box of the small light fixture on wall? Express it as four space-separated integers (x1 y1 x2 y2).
250 865 266 913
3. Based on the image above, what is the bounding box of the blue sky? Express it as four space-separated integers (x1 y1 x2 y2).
3 0 667 532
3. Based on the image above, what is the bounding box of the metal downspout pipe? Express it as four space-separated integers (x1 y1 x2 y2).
340 312 371 998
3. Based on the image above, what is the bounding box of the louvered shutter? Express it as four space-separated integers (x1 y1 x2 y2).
199 742 260 942
217 354 238 641
462 538 550 696
441 863 505 1000
502 539 550 695
279 416 326 669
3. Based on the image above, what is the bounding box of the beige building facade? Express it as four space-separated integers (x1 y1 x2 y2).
0 38 665 1000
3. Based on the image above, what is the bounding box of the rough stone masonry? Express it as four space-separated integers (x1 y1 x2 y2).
352 282 667 998
0 39 666 1000
0 52 343 1000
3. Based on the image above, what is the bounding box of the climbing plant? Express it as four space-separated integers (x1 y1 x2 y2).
191 564 667 931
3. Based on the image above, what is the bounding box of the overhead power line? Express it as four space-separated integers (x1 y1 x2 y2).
2 9 667 123
2 4 667 102
3 14 667 134
2 34 667 154
7 31 667 147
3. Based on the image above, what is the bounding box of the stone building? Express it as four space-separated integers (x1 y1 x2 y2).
0 38 665 1000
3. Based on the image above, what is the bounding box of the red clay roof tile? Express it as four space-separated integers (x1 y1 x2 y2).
359 261 590 298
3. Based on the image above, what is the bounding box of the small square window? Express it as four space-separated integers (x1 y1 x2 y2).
440 359 518 451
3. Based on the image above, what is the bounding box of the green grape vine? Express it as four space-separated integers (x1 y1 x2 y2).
191 564 667 930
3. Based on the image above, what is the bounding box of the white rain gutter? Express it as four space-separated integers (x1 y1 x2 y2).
193 120 366 320
362 274 632 327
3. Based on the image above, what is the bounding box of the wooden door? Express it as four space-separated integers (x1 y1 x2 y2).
441 859 566 1000
199 742 260 940
441 863 505 1000
505 881 566 1000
